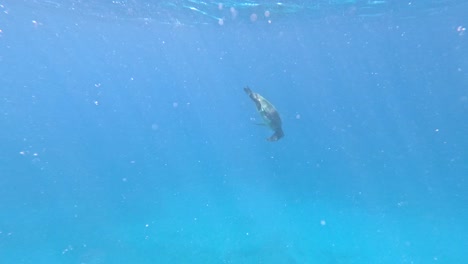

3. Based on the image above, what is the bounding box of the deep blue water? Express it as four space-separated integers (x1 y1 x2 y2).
1 0 467 263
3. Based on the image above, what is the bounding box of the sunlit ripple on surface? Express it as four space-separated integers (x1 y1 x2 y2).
12 0 468 25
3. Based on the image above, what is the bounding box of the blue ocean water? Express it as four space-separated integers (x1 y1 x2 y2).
1 0 467 263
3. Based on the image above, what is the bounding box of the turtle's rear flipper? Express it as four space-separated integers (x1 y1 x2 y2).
267 128 284 142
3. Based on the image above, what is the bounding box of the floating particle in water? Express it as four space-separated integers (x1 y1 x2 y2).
218 18 224 26
32 20 42 28
230 7 238 19
320 220 326 226
250 13 258 22
173 102 178 108
61 245 73 254
264 10 270 17
457 25 466 35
